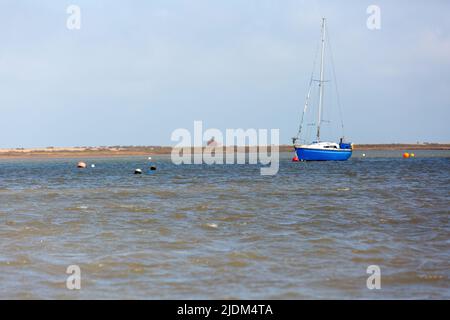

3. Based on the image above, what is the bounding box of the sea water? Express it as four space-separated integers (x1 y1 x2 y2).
0 151 448 299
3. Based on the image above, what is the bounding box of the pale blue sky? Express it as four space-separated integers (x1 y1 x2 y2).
0 0 449 147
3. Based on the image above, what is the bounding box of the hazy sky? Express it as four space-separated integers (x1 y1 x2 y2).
0 0 449 147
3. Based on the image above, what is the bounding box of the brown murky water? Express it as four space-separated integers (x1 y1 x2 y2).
0 151 449 299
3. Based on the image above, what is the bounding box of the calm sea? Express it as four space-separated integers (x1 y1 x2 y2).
0 151 449 299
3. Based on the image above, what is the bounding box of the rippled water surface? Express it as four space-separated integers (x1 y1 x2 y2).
0 151 449 299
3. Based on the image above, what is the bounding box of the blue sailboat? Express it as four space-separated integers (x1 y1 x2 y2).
293 18 352 161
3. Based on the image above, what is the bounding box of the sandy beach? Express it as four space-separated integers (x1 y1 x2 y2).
0 144 449 159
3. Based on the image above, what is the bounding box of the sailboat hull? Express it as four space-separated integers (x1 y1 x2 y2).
295 147 352 161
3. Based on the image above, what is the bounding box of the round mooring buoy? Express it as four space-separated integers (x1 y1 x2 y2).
77 162 87 168
292 156 299 162
150 165 157 171
134 168 142 174
403 152 410 159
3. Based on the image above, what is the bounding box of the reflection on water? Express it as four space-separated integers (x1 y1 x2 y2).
0 151 449 299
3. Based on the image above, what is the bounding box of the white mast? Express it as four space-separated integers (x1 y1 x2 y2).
316 18 326 142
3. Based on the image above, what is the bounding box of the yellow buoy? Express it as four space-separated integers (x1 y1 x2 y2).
410 153 415 157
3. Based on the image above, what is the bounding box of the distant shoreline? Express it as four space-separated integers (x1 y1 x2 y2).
0 144 449 159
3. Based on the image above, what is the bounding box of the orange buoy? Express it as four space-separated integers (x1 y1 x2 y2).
292 155 299 162
403 152 410 159
77 161 87 168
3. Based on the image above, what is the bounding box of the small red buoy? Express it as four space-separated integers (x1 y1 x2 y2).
292 156 299 162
